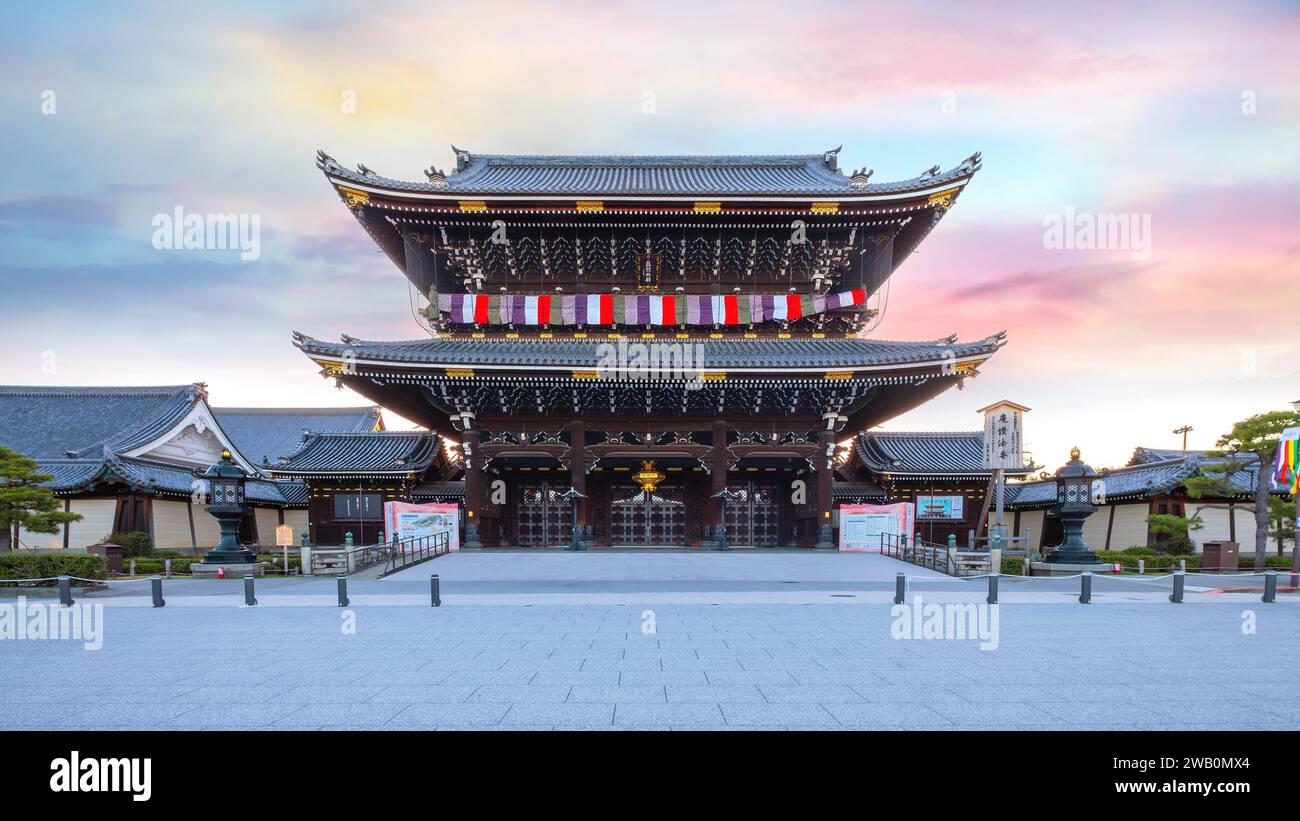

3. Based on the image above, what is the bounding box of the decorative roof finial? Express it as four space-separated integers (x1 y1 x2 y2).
315 149 338 169
962 150 982 169
822 145 842 170
920 164 941 179
357 163 377 178
451 144 472 171
849 167 873 189
425 166 449 189
1070 446 1082 460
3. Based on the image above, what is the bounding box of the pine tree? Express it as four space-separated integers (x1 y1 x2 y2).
0 446 83 551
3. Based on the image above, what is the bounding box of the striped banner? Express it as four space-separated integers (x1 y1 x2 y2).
438 290 869 326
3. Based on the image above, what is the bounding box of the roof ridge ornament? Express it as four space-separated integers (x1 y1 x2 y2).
822 146 842 170
315 149 338 169
357 163 378 178
451 145 472 171
961 151 982 171
849 168 873 190
920 164 941 179
425 166 449 189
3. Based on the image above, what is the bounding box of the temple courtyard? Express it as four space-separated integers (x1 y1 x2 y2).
1 551 1296 730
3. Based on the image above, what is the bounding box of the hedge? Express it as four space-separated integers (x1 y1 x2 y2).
0 553 107 586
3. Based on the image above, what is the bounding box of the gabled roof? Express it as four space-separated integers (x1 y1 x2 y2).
1007 452 1265 509
0 384 203 460
856 431 1032 479
318 148 982 199
293 334 1004 371
212 406 383 466
269 431 438 477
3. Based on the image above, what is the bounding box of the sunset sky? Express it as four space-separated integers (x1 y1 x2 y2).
2 0 1297 471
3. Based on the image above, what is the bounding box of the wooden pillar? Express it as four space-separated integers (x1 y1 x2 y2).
710 421 728 536
815 428 834 548
568 419 588 539
462 428 483 548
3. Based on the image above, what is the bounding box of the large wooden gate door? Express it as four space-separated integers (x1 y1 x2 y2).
610 483 686 545
517 482 567 547
724 481 781 547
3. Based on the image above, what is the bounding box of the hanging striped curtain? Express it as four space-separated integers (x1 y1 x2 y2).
438 289 868 327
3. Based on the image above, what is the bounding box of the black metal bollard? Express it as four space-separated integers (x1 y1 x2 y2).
430 574 441 607
893 572 906 605
57 575 73 607
243 575 257 606
1078 572 1092 604
337 576 349 607
987 573 999 605
1263 571 1277 604
1169 571 1184 603
151 575 165 608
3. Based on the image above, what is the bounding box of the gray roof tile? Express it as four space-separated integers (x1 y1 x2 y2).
213 406 383 465
857 431 1032 477
294 335 1002 370
319 150 980 198
272 431 438 475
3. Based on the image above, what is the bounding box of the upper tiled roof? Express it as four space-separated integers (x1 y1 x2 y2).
1007 453 1265 508
293 334 1004 371
271 431 438 476
856 431 1032 477
213 406 383 466
0 384 201 459
317 148 981 198
411 481 466 499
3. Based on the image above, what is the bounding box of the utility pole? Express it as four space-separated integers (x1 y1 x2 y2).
1173 425 1193 454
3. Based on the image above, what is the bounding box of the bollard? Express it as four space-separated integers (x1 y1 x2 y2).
1263 571 1277 604
893 572 907 605
430 574 442 607
129 559 136 576
57 575 73 607
164 558 172 578
151 575 165 608
1079 572 1092 604
337 577 349 607
987 572 999 605
243 575 257 606
1169 571 1184 603
1137 559 1145 575
1179 559 1186 573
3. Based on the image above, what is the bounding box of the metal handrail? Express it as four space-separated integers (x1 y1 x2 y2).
380 531 451 577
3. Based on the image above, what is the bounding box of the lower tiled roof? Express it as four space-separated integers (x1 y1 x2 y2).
294 334 1003 371
1007 453 1265 508
857 431 1032 478
271 431 438 476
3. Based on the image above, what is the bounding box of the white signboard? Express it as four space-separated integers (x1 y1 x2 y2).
979 401 1029 470
274 524 294 547
916 495 964 520
839 503 914 551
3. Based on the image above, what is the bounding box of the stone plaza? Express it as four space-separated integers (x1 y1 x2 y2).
1 552 1295 730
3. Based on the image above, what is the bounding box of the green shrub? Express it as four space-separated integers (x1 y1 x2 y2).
1000 556 1026 575
0 553 107 586
131 557 200 575
105 531 153 557
1119 546 1159 556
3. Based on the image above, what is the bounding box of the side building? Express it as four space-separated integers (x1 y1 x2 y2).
1005 446 1269 553
0 383 382 551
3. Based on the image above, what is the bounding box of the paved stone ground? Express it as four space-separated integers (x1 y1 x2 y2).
1 599 1295 730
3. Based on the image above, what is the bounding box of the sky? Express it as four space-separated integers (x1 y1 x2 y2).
1 0 1297 471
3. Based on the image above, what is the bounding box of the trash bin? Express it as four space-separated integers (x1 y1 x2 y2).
86 543 125 574
1202 540 1239 573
